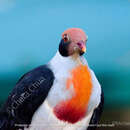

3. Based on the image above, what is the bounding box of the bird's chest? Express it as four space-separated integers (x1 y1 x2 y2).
47 64 93 124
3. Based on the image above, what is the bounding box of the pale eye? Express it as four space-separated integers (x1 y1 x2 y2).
63 34 69 42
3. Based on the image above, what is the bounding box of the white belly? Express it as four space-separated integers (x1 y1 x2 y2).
25 69 101 130
25 54 101 130
25 101 93 130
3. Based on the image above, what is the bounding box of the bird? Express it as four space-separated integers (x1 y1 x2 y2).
0 28 104 130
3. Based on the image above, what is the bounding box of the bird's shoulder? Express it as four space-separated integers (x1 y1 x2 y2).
0 64 55 127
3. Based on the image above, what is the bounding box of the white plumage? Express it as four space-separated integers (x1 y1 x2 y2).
27 51 101 130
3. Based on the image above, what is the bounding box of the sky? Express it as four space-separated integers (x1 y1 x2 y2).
0 0 130 73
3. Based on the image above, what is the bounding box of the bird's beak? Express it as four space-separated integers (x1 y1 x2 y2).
77 41 86 53
81 46 86 53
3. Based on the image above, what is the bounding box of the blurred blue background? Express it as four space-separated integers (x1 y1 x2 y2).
0 0 130 129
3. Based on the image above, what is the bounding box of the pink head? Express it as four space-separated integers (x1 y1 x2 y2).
59 28 88 57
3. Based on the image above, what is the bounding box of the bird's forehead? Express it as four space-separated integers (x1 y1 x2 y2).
62 28 87 42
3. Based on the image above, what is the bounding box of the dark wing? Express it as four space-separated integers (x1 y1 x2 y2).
0 65 54 130
87 89 104 130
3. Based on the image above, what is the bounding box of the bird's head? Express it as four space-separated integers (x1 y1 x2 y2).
59 28 88 57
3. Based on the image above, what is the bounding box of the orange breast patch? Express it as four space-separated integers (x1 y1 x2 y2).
53 64 93 123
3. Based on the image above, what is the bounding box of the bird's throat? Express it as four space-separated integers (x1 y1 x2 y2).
71 53 83 65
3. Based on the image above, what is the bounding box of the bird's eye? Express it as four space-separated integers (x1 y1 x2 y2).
63 34 69 42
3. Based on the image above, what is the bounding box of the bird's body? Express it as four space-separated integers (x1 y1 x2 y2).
0 28 104 130
27 51 102 130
